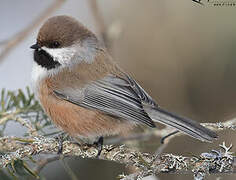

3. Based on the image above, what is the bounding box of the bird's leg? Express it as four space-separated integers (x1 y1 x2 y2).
55 132 71 154
161 130 179 144
93 136 104 157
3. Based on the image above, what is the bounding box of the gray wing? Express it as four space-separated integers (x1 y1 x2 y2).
53 74 156 127
54 74 218 142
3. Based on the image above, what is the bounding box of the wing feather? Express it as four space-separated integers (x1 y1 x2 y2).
54 74 156 127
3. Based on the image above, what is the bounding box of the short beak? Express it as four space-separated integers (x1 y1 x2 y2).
30 43 41 50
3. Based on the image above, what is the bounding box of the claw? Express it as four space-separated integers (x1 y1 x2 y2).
161 130 179 144
94 136 104 157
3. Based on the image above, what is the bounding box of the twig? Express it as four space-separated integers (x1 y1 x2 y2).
0 110 22 125
0 0 65 63
15 117 38 136
0 110 37 136
0 136 26 152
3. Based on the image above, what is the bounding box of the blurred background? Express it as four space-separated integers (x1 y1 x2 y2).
0 0 236 179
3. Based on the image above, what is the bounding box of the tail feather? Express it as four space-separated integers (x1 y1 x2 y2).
143 105 218 142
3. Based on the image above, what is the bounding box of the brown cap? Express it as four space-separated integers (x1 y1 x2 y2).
37 15 96 48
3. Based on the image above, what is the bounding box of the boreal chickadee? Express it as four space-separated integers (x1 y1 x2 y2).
31 15 218 145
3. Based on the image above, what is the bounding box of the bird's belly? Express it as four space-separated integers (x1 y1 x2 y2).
40 94 135 139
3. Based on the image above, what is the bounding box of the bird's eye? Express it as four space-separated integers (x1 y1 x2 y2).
49 41 60 48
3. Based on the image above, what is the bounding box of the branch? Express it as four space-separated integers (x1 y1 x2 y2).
0 0 65 63
0 136 235 179
202 118 236 131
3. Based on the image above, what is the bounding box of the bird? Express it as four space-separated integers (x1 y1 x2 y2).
30 15 217 147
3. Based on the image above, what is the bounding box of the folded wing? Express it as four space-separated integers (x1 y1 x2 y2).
53 74 217 142
54 74 156 127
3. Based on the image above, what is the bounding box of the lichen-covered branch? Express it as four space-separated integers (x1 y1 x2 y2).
202 118 236 131
0 136 235 179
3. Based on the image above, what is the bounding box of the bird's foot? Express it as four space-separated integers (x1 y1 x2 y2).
55 132 71 154
93 136 104 157
161 130 179 144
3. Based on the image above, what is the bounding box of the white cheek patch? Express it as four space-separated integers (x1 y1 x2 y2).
41 38 98 67
41 46 76 66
